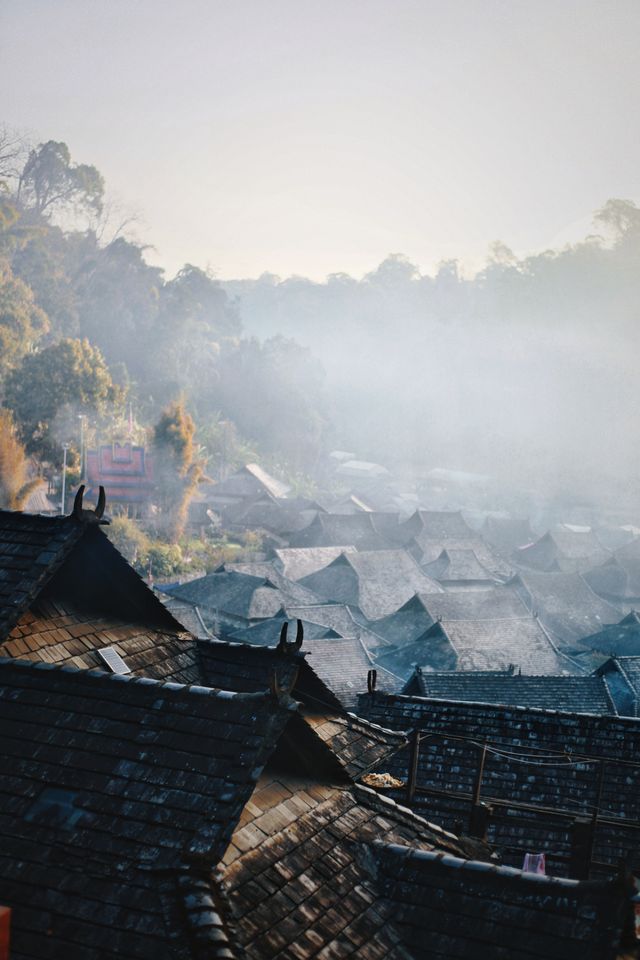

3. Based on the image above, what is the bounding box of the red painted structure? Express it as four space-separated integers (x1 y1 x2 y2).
85 444 154 515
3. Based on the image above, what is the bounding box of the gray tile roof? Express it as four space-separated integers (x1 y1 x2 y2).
359 692 640 877
286 512 396 551
302 635 403 710
516 528 611 574
0 657 297 958
399 510 475 541
584 556 640 605
482 515 535 554
513 570 622 646
275 545 358 580
404 668 617 714
299 550 443 620
373 843 625 960
422 547 500 583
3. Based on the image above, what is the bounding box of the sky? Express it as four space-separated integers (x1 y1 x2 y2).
2 0 640 280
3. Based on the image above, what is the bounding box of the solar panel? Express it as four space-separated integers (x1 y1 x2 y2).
97 646 131 675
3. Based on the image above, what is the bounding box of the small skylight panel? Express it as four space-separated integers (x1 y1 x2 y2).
97 646 131 675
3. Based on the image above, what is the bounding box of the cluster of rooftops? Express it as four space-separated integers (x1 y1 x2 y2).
1 485 640 959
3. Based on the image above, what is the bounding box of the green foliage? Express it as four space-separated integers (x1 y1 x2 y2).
0 258 49 375
5 337 123 462
0 407 41 509
152 400 204 541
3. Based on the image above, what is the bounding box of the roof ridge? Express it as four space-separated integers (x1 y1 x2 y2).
0 655 294 705
354 784 463 853
372 841 617 888
376 690 640 721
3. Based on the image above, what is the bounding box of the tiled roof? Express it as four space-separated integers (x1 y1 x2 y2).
418 586 529 622
359 692 640 876
0 598 200 682
373 843 625 960
365 594 436 647
422 547 500 583
409 534 513 580
513 570 621 646
516 529 611 574
164 570 318 626
300 550 443 620
399 510 475 542
227 614 341 645
219 772 467 960
223 494 320 535
196 637 407 777
404 668 617 714
0 509 182 641
275 545 358 581
286 512 395 551
302 635 402 710
579 613 640 657
0 658 297 958
204 463 291 500
376 616 577 680
584 556 640 604
216 560 320 606
0 510 84 637
197 636 345 714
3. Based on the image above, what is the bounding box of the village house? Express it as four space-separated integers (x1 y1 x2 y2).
85 442 154 518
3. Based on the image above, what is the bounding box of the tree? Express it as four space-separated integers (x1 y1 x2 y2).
152 400 204 541
0 258 49 376
5 338 123 462
18 141 104 219
0 408 41 509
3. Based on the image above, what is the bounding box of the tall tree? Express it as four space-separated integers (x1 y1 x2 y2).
152 400 203 541
18 141 104 219
0 258 49 376
0 408 41 509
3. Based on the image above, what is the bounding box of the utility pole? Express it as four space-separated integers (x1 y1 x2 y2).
60 443 69 515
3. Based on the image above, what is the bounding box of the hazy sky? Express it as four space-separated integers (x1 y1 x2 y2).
2 0 640 280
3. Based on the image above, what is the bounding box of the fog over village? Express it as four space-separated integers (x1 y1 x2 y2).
1 2 640 958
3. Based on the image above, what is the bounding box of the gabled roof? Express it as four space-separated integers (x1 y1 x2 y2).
512 570 622 646
0 509 183 641
286 512 395 551
516 528 611 574
403 667 617 714
579 613 640 657
408 533 513 579
215 560 320 606
164 569 318 625
422 547 499 583
302 634 402 709
227 613 341 645
418 586 529 622
366 594 437 647
217 463 291 499
300 549 443 620
376 615 578 679
223 493 320 534
373 843 625 960
274 544 358 580
0 657 298 959
399 509 475 542
584 555 640 604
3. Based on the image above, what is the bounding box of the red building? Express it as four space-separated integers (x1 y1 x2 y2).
85 443 154 516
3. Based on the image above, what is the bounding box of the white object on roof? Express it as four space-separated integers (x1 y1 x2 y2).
97 646 131 675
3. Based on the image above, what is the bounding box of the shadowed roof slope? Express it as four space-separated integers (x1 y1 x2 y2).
0 510 184 640
286 512 395 550
373 843 625 960
274 545 358 580
513 570 622 645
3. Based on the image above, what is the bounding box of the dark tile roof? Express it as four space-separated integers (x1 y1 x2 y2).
359 692 640 876
163 570 318 627
365 594 436 647
197 636 346 714
302 634 403 710
200 463 290 501
399 510 475 542
579 612 640 657
418 585 529 622
373 842 626 960
0 657 297 958
286 512 395 551
0 510 84 638
422 547 500 583
516 528 611 574
376 616 577 680
0 598 200 683
215 560 320 606
219 771 467 960
403 667 617 714
227 614 341 645
0 510 183 641
409 534 513 580
195 636 407 778
223 494 321 535
275 545 358 581
512 570 622 646
299 550 443 620
584 556 640 605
